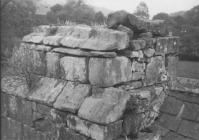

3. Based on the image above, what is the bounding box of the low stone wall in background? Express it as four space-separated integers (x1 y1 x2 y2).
1 24 179 140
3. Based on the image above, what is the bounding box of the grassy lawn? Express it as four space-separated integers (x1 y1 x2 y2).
177 61 199 79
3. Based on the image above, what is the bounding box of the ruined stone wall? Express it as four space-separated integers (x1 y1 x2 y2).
1 24 179 140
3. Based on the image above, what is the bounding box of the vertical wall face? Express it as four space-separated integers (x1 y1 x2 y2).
1 24 179 140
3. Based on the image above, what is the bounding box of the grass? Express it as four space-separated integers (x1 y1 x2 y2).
177 60 199 79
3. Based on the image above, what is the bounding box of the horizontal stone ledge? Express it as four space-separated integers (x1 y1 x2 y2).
170 77 199 94
52 48 117 58
22 43 52 52
23 25 130 51
67 115 123 140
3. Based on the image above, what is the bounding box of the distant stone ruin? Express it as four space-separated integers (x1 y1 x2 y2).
1 13 181 140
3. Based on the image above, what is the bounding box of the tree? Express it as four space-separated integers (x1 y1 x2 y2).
94 12 106 24
134 1 149 19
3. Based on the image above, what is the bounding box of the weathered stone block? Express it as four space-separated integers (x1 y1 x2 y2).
89 57 132 87
131 61 146 72
54 82 91 113
78 87 130 124
143 48 155 57
130 40 146 50
132 72 145 81
23 33 46 43
1 92 9 117
171 77 199 94
145 56 165 85
181 102 199 121
156 37 179 54
25 43 52 52
46 52 61 78
28 77 66 105
162 132 190 140
67 115 123 140
60 56 88 82
178 120 199 140
118 81 142 90
157 113 181 131
166 55 178 80
21 100 34 125
160 96 184 115
59 25 129 51
1 76 29 97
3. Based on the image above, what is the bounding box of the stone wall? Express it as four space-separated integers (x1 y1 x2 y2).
1 24 179 140
152 77 199 140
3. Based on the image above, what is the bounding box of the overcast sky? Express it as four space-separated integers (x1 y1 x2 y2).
42 0 199 17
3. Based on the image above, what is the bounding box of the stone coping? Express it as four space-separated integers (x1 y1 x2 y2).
171 77 199 94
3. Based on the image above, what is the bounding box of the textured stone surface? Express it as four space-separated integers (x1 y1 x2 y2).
52 48 117 57
78 87 130 124
162 132 191 140
160 96 184 115
54 82 91 113
143 48 155 57
1 76 29 97
46 52 61 78
89 57 132 87
23 32 46 43
181 102 199 121
29 77 66 105
166 55 178 80
25 43 52 52
60 26 129 51
131 61 146 72
129 40 146 50
156 37 179 54
67 115 123 140
60 56 88 82
59 127 89 140
157 114 181 131
178 120 199 140
145 56 165 85
171 77 199 94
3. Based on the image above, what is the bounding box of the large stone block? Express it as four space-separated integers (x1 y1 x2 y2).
46 52 61 78
145 56 165 85
89 57 132 87
54 82 91 113
67 115 123 140
59 25 129 51
178 120 199 140
166 55 178 80
28 77 66 105
78 87 130 124
156 37 179 54
160 96 184 115
60 56 88 82
1 92 9 117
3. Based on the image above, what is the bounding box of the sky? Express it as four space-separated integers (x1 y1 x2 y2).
42 0 199 17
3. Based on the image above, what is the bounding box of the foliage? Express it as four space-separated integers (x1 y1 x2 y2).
134 1 149 19
46 0 106 25
1 0 38 59
153 5 199 61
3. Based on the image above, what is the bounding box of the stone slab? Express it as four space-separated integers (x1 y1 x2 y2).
171 77 199 94
59 25 129 51
67 115 123 140
54 82 91 113
78 87 130 124
89 56 132 87
52 48 117 58
145 56 165 85
178 120 199 140
60 56 88 82
28 77 66 105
